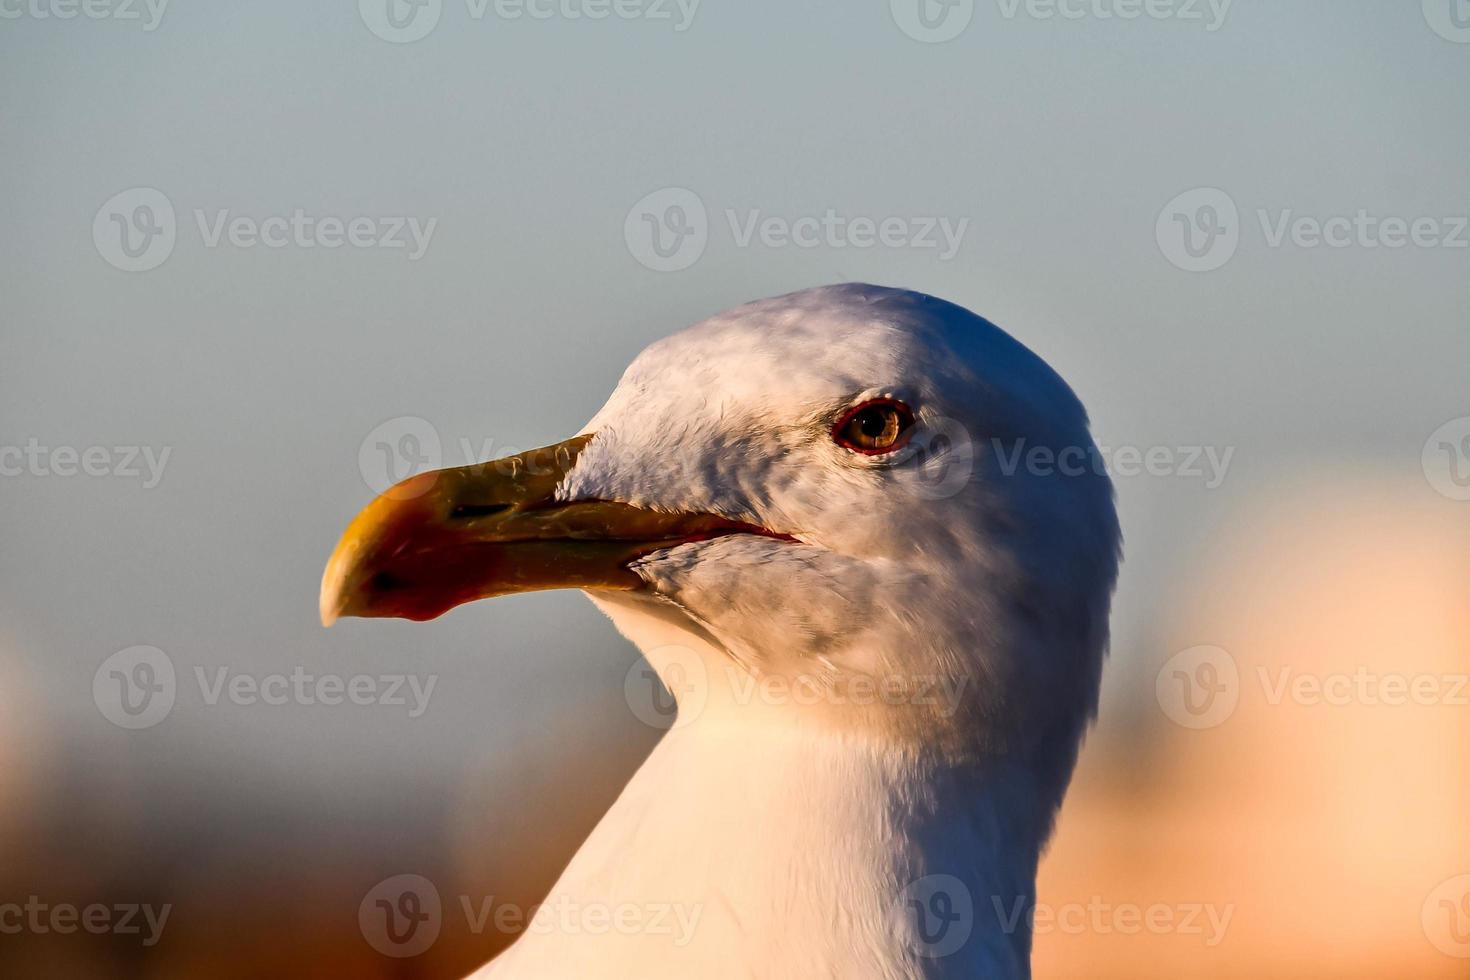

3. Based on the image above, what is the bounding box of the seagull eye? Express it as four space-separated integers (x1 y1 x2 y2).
833 399 915 455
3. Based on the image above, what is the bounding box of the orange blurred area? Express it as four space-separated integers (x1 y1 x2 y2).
1037 473 1470 978
2 472 1466 978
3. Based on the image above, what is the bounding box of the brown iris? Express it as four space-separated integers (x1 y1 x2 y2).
832 398 915 455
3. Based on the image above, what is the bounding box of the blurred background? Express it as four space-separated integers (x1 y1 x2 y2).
3 1 1468 976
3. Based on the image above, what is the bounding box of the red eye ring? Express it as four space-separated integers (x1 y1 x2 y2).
832 398 916 455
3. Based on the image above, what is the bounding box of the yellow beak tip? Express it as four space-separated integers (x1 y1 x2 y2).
319 544 355 628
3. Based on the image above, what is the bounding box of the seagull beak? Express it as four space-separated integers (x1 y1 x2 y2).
319 434 774 625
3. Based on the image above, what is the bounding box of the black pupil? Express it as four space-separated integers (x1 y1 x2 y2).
859 409 889 438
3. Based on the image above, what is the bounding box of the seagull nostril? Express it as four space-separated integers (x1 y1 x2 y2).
368 571 404 594
449 502 514 521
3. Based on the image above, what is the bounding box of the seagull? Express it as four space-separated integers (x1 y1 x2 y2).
320 284 1120 979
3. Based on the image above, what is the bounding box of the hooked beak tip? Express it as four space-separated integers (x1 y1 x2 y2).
319 534 360 627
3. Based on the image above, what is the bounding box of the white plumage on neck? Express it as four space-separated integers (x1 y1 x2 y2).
478 594 1045 980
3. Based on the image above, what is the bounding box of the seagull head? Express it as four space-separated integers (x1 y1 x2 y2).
322 284 1119 789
